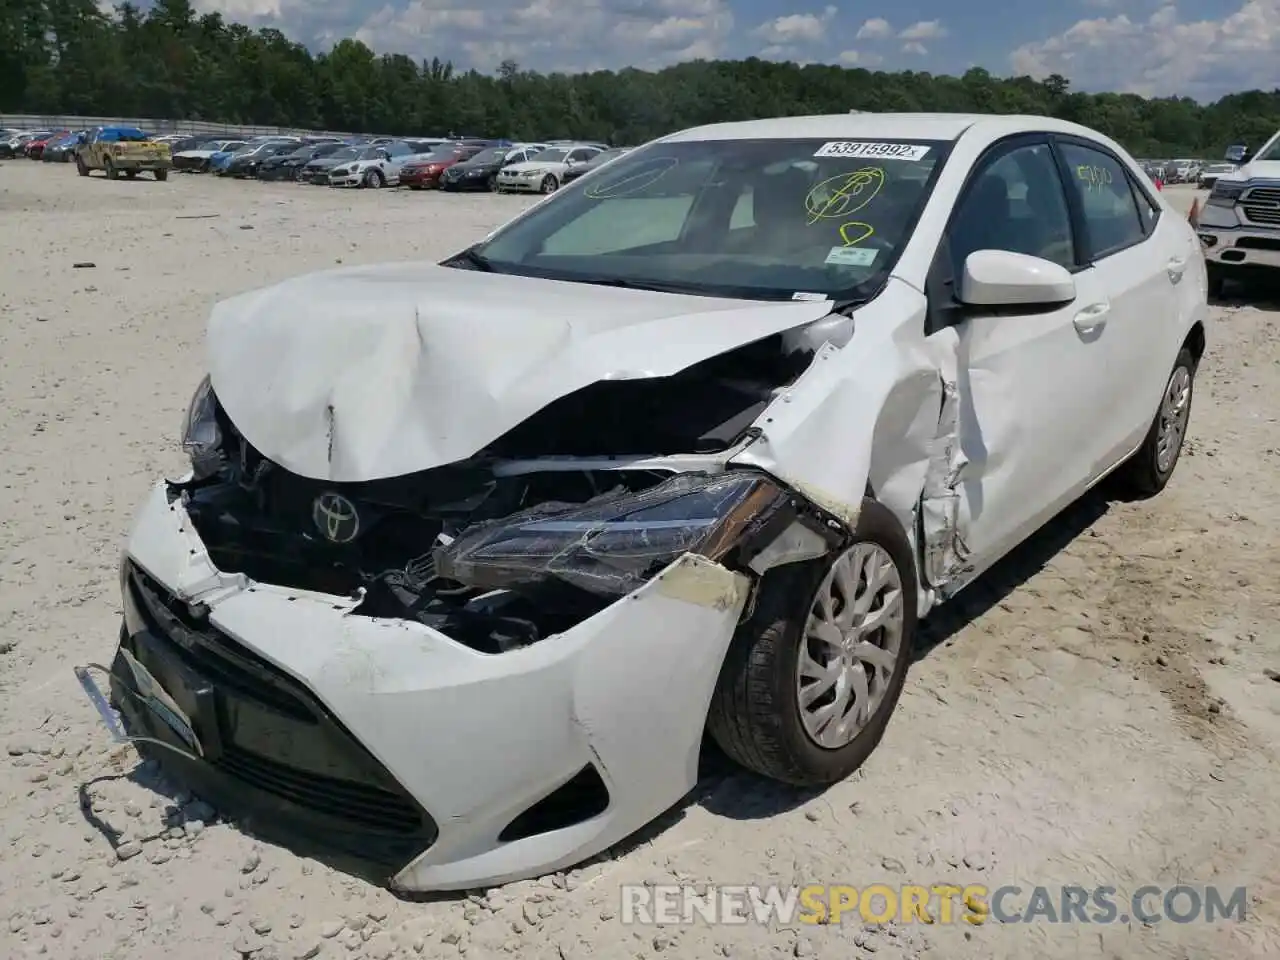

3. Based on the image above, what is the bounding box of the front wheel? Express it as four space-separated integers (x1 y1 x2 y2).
364 169 384 189
105 159 118 180
1115 347 1196 497
540 174 559 194
75 157 89 177
154 168 168 181
707 498 917 786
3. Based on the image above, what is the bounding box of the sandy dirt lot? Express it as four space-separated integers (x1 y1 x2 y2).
1 166 1278 960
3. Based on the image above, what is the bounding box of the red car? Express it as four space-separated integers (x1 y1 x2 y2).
25 131 69 160
398 146 480 189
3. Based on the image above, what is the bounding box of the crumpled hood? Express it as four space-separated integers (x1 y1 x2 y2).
207 262 835 482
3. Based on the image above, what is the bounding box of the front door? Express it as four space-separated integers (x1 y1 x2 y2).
940 138 1116 572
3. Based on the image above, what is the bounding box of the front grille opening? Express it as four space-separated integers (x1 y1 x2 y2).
129 566 314 722
499 764 610 842
122 561 438 851
1238 236 1280 252
214 746 423 834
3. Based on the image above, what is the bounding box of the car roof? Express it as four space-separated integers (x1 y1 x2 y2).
661 112 1122 148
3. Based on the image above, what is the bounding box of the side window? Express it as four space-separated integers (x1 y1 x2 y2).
1057 142 1146 257
949 142 1075 276
1129 175 1160 234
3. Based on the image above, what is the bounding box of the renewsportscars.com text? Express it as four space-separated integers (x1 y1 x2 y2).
619 883 1248 926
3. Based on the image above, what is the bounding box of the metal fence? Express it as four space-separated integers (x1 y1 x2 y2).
0 113 387 140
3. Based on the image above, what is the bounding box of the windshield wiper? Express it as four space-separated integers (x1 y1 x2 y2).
567 275 700 295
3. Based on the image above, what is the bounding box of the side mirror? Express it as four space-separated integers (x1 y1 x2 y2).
959 250 1076 308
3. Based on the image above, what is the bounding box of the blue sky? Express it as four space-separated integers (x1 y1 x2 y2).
193 0 1279 101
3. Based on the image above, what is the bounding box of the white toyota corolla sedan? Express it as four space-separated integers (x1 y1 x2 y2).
80 113 1208 893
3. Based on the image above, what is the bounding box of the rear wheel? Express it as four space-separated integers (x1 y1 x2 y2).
105 158 118 180
125 169 137 179
708 498 917 786
154 168 168 182
1115 347 1196 497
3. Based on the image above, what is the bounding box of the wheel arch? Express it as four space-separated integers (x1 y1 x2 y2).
1182 320 1206 367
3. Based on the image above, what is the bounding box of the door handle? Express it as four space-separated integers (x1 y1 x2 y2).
1167 257 1187 282
1073 302 1110 334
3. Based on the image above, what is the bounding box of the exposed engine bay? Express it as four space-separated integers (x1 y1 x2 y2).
177 328 849 654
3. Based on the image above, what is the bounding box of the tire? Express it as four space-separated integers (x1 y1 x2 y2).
540 174 559 194
1115 347 1196 497
486 174 497 192
126 169 137 179
75 157 89 177
105 159 118 180
1206 263 1226 299
707 498 917 786
154 168 168 181
364 169 384 189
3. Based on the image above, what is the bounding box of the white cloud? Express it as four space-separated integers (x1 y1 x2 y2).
1010 0 1280 98
898 19 946 41
752 8 836 46
351 0 735 72
855 17 892 40
902 41 928 55
838 49 883 67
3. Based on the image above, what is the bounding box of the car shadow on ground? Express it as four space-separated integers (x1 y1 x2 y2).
1211 275 1280 309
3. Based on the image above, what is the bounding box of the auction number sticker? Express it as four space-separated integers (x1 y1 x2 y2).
825 246 878 267
814 141 931 161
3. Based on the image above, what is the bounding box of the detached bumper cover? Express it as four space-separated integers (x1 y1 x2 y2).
118 482 749 890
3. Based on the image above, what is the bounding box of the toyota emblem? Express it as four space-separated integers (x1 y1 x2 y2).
313 492 361 543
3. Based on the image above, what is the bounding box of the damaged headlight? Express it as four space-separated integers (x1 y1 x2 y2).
180 374 223 480
434 472 789 599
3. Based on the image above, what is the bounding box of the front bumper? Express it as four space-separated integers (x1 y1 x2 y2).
111 482 748 891
1197 224 1280 270
496 175 543 193
328 172 363 187
399 169 442 188
441 173 490 191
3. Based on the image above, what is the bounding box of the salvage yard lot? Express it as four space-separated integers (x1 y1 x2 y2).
1 166 1279 959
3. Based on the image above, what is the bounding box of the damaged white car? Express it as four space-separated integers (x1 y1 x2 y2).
79 113 1208 893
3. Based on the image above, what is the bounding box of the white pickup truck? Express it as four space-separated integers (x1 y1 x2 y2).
1196 129 1280 296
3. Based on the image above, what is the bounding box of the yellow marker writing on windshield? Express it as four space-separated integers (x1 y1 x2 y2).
805 168 885 223
805 167 885 246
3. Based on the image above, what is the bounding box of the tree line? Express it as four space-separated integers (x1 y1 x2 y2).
4 0 1280 157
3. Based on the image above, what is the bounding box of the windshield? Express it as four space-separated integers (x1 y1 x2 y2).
529 148 569 163
1253 135 1280 163
470 137 947 300
325 148 358 162
356 146 384 160
469 148 507 164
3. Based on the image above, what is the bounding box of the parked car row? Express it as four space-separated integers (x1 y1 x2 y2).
6 123 637 195
180 134 631 194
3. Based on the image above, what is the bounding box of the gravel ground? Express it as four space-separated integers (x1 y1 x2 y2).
1 168 1278 960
